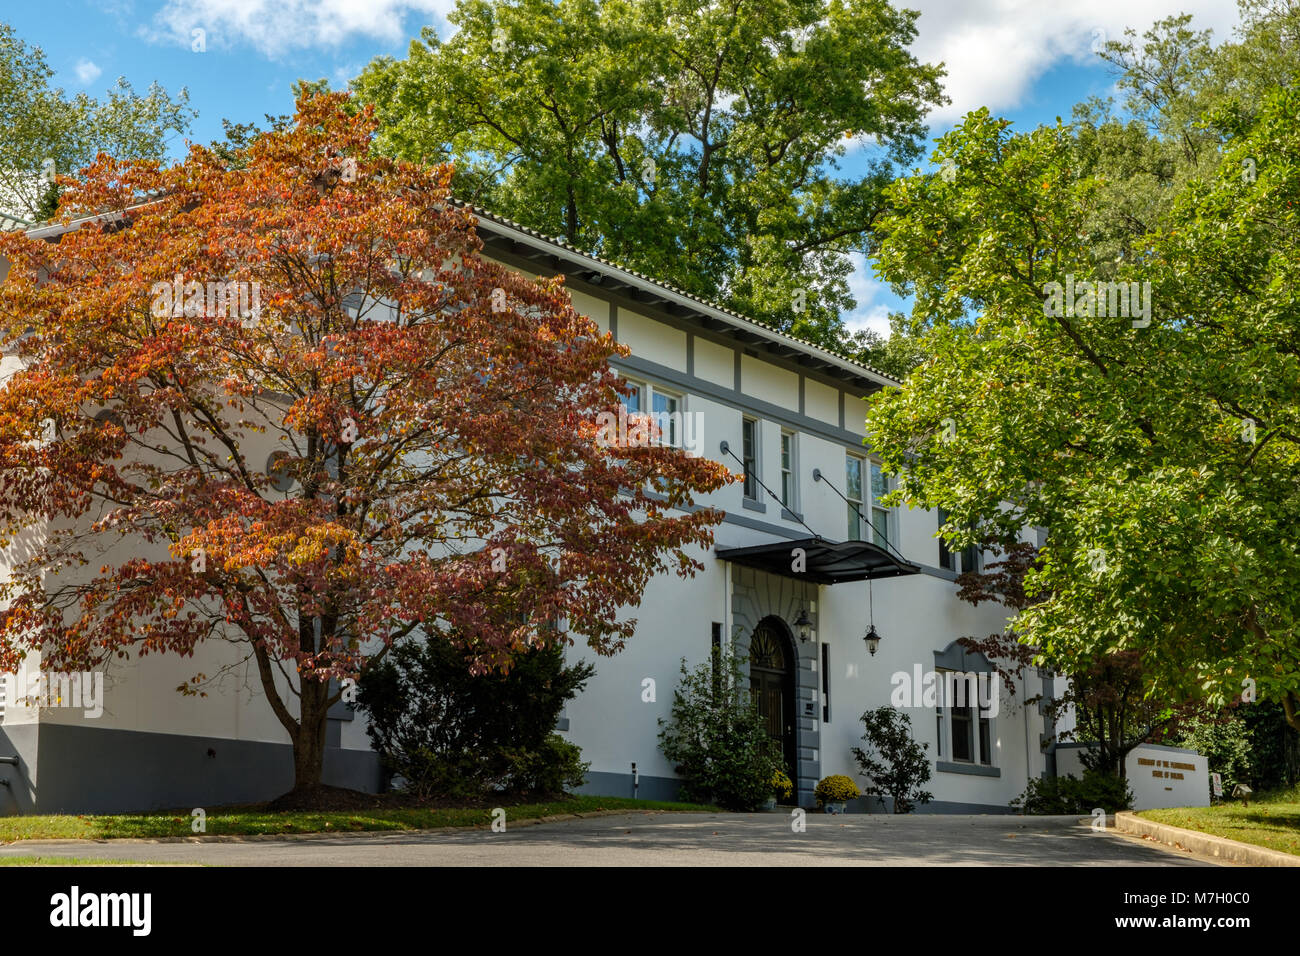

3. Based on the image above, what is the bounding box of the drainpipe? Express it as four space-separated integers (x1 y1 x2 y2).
1023 672 1033 784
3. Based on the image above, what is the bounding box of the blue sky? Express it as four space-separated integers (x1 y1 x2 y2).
3 0 1247 333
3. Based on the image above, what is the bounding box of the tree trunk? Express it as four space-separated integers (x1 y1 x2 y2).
1284 692 1300 734
291 677 330 792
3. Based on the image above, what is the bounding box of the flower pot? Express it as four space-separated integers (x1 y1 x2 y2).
762 796 777 811
824 801 847 814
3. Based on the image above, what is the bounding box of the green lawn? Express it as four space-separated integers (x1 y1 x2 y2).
0 795 716 843
1137 787 1300 857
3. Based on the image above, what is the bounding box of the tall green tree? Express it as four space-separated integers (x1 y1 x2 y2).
352 0 945 354
864 80 1300 731
0 21 194 222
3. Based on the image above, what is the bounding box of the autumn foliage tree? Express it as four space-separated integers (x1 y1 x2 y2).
0 93 731 799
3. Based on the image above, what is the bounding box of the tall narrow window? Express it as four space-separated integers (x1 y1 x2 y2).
652 388 680 447
937 669 995 766
620 378 643 414
869 462 891 548
937 508 979 573
846 455 865 540
780 430 796 509
742 417 759 500
950 702 974 762
821 644 830 722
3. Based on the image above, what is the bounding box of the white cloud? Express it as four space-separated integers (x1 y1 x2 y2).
897 0 1245 124
843 253 894 339
74 58 103 85
147 0 454 57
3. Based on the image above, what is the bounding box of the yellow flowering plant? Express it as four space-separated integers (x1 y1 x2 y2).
815 774 861 805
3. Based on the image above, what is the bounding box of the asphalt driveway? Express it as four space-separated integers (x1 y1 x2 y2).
0 811 1214 866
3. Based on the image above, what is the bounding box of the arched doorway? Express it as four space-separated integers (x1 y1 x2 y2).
748 617 797 782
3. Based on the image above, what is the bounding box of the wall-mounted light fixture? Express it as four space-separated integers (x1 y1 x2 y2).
793 607 813 643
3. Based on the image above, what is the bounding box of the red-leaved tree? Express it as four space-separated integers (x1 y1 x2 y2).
0 93 732 799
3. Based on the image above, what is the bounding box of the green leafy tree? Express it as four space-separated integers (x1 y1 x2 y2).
353 0 945 354
864 70 1300 731
0 21 193 221
851 705 932 813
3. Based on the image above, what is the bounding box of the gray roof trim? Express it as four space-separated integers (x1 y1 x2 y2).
464 203 899 393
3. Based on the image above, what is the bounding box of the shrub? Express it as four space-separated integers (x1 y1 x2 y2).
851 706 934 813
1010 769 1133 814
500 734 591 796
658 650 786 811
1176 713 1253 796
357 633 594 799
815 774 860 806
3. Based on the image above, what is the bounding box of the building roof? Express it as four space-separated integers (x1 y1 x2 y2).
0 211 33 232
461 202 899 394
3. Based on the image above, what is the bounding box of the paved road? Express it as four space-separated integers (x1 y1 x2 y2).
0 812 1213 866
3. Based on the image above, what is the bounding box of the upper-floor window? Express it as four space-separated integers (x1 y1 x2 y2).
846 455 865 541
780 430 797 510
848 455 891 547
938 508 980 573
652 387 680 448
620 378 643 414
869 462 891 548
742 417 759 500
617 376 680 448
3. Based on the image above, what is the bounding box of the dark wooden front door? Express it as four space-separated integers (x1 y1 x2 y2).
748 620 796 780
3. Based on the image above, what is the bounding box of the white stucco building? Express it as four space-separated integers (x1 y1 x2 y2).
0 206 1062 814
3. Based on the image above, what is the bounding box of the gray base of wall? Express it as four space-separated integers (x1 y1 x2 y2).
848 794 1015 814
0 724 382 815
577 769 684 803
576 770 1014 815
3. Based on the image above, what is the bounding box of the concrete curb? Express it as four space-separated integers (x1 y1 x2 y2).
1115 811 1300 867
1 808 691 848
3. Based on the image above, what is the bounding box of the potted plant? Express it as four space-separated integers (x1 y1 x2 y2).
815 774 860 814
764 769 794 810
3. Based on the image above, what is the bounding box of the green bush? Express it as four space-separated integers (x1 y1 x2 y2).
851 706 934 813
500 734 591 795
357 633 594 800
1176 713 1253 796
1011 769 1133 814
658 650 786 811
